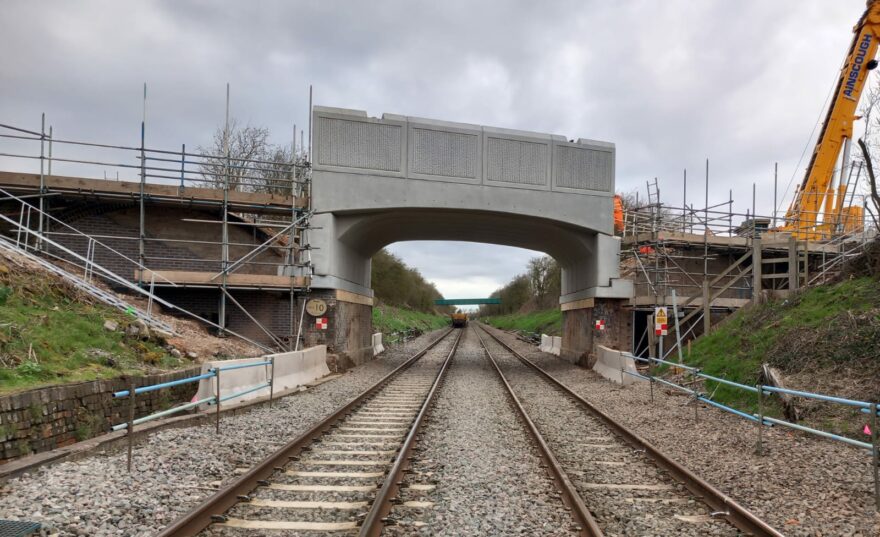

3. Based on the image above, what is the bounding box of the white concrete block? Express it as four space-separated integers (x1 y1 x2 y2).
593 345 643 385
539 334 552 353
550 336 562 356
194 346 330 408
372 332 385 356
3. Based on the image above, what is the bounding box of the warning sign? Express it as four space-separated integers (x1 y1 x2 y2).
594 319 606 331
654 306 668 336
315 317 328 330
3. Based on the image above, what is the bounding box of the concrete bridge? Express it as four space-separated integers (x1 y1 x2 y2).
309 106 632 364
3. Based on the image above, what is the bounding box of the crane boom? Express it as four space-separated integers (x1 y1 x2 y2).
782 0 880 239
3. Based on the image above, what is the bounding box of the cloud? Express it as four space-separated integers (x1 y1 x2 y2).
0 0 871 296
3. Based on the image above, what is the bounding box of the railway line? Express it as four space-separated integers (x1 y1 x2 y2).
473 324 784 537
155 325 782 536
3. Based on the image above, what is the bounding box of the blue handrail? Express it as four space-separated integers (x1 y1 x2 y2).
113 371 216 398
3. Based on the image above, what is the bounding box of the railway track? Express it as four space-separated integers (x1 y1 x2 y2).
157 323 782 536
157 328 461 537
473 323 784 537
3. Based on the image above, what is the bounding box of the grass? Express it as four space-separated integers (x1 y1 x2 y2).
0 261 188 395
677 276 880 433
482 308 563 335
372 304 449 336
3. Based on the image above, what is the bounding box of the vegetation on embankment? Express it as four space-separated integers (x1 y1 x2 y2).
372 249 450 313
0 260 190 394
372 304 449 337
370 249 452 340
482 308 562 336
679 275 880 437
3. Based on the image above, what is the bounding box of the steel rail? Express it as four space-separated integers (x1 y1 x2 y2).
358 329 463 536
476 323 785 537
156 328 456 537
473 327 603 536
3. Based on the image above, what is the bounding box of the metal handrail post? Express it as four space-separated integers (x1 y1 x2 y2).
269 356 275 408
872 402 879 510
179 143 186 190
127 379 136 473
756 385 764 455
215 368 222 435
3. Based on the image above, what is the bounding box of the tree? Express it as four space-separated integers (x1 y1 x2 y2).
370 249 449 313
198 119 302 195
527 255 560 309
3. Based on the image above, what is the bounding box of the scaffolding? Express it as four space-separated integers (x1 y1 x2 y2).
0 89 314 352
621 165 878 360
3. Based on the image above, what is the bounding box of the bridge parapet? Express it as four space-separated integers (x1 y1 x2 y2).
312 107 615 233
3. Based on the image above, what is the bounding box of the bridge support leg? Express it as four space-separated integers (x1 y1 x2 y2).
561 298 631 367
296 290 374 371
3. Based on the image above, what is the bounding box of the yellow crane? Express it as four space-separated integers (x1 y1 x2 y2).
781 0 880 239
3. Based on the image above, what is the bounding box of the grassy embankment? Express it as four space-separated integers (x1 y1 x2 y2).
678 276 880 436
372 304 450 338
0 263 187 394
482 308 562 335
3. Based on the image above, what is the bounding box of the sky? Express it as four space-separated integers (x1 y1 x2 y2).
0 0 872 300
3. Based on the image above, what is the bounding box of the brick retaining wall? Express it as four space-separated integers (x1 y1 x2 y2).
0 368 201 464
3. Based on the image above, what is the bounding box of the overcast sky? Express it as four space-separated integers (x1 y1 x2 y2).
0 0 872 300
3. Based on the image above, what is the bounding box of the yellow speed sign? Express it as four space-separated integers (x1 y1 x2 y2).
305 299 328 317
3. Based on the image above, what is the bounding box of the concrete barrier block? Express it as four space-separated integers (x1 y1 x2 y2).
550 336 562 356
372 333 385 356
593 345 643 385
194 346 330 408
539 334 552 353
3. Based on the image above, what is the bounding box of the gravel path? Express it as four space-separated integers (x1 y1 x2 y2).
482 324 880 537
0 330 447 537
386 327 579 536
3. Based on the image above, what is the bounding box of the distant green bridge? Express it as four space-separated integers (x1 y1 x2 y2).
434 298 501 306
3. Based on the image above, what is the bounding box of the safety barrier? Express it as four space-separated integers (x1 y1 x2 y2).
550 336 562 356
617 351 880 508
372 333 385 356
112 345 328 471
192 346 328 408
539 334 553 353
593 346 642 385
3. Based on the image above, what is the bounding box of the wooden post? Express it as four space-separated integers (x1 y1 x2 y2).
788 235 799 291
647 314 656 358
702 279 711 335
752 237 762 299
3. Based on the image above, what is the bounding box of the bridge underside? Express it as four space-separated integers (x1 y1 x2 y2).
312 208 627 301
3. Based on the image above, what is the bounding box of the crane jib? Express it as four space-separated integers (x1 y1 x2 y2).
844 33 873 101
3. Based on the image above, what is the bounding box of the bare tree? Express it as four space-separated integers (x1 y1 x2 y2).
198 119 301 194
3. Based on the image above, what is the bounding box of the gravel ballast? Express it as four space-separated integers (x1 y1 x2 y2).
482 324 880 537
478 326 739 536
387 327 579 536
0 330 446 537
